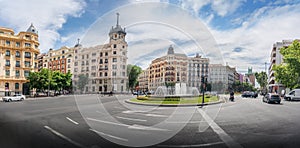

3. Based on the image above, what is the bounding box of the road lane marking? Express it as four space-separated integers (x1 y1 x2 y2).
86 117 129 127
122 110 167 117
66 117 79 125
115 116 147 122
89 128 128 142
128 124 171 131
197 108 242 148
44 126 86 148
157 141 224 147
114 106 124 110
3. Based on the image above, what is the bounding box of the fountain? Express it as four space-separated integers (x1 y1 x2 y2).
151 83 200 100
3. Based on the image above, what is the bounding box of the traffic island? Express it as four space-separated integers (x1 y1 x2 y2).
125 95 224 107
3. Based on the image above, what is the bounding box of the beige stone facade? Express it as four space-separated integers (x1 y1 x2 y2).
0 24 40 96
139 46 209 93
72 15 128 94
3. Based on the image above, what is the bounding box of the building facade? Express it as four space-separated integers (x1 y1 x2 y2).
73 14 128 94
42 46 74 74
139 46 209 92
268 40 299 93
0 24 40 96
208 64 236 93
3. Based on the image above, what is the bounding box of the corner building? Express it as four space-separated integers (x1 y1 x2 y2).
0 24 40 96
73 14 128 93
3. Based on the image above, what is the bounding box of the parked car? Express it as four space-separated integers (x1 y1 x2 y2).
284 89 300 101
262 93 281 104
2 94 26 102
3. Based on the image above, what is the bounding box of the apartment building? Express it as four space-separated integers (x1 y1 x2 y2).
208 64 236 93
72 14 128 93
42 46 74 74
0 24 40 96
139 45 209 92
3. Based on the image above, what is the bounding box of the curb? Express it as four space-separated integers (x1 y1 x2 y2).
125 99 225 107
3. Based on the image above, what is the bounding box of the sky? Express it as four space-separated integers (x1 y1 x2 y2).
1 0 300 74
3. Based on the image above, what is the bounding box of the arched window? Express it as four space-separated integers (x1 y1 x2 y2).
15 83 19 90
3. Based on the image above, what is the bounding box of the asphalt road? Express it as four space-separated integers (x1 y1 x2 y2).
1 94 300 148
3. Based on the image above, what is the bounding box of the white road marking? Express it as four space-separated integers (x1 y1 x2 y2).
128 124 171 131
122 110 167 117
165 120 204 124
66 117 79 125
44 125 85 148
89 128 128 142
114 106 124 110
158 141 224 147
86 117 129 127
197 108 242 148
115 116 147 122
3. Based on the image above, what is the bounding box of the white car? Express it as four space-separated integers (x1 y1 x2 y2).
2 94 26 102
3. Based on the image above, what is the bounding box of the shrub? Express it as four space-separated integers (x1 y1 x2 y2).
137 96 149 100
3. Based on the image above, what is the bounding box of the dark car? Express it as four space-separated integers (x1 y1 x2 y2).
263 93 281 104
242 91 258 98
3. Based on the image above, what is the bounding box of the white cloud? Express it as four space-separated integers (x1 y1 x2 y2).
0 0 86 52
211 3 300 72
180 0 246 17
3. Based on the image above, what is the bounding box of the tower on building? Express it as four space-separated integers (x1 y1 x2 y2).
109 13 126 43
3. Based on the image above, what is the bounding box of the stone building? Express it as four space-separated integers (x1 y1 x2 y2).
72 14 128 94
42 46 74 74
208 64 236 93
139 46 209 93
0 24 40 96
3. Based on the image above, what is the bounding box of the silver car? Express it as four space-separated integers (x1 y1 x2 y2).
2 94 26 102
263 93 281 104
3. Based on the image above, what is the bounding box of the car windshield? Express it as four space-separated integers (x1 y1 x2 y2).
271 95 280 98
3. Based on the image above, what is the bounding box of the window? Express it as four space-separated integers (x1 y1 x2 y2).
99 72 102 77
113 51 117 55
25 52 31 58
16 61 20 67
62 50 65 54
92 53 96 56
92 66 96 70
91 72 96 77
100 52 103 57
105 59 108 63
112 65 117 69
68 64 71 68
6 60 10 66
16 42 20 47
16 51 20 57
24 71 28 77
81 61 84 66
105 52 108 56
25 43 31 47
113 58 117 62
25 61 30 67
86 61 89 65
5 50 10 56
113 44 117 48
82 55 84 59
92 80 96 84
122 45 125 48
67 59 71 63
75 62 78 66
86 54 89 59
74 68 78 72
92 59 96 63
105 72 108 76
75 56 77 59
15 83 19 89
5 70 10 76
35 54 38 59
112 71 116 76
15 70 20 77
86 67 89 71
6 40 10 46
99 59 103 64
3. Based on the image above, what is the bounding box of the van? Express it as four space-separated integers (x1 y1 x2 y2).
284 89 300 101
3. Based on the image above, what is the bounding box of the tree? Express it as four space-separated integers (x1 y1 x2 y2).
77 74 89 93
127 64 142 91
255 71 268 89
273 40 300 89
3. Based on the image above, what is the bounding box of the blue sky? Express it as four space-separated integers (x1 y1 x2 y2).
1 0 300 73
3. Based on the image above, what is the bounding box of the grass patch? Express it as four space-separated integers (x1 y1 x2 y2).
130 95 219 105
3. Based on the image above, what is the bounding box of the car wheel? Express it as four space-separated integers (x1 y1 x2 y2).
8 99 12 102
20 98 24 101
